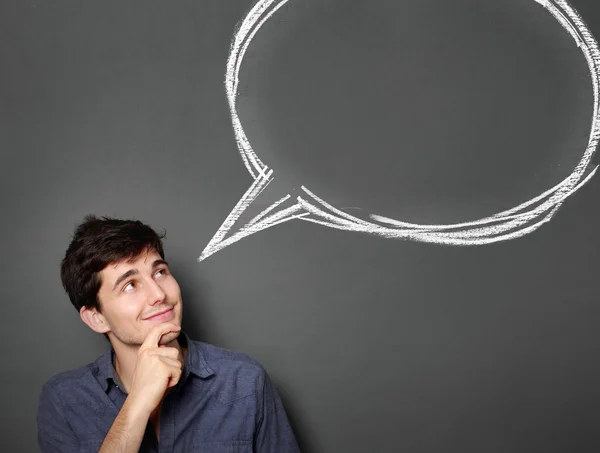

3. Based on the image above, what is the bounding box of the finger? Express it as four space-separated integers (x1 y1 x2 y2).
139 322 181 353
165 365 183 388
158 356 183 369
163 361 183 386
149 347 180 359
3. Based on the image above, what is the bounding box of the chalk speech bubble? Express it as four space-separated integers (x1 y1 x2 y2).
199 0 600 262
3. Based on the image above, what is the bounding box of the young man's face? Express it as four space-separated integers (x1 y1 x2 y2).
93 248 183 347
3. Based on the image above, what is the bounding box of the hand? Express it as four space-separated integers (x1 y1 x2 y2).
128 323 183 416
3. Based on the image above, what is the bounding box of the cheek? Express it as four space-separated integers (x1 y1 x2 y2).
100 307 134 331
124 302 143 316
99 293 137 321
165 277 182 299
110 295 146 320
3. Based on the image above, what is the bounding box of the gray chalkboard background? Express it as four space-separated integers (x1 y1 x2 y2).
3 0 600 451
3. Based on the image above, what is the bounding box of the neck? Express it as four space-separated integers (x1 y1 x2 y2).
112 335 187 395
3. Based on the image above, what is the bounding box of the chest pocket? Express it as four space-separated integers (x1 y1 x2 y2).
192 439 253 452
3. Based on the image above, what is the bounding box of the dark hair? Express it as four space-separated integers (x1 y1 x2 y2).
61 215 166 330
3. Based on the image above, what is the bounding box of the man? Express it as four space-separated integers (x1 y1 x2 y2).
37 215 300 452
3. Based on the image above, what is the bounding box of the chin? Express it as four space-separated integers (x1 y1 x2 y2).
159 330 181 345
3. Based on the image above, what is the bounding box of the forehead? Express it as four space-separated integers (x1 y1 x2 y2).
101 249 163 278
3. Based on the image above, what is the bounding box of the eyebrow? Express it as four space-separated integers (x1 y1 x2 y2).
112 259 169 292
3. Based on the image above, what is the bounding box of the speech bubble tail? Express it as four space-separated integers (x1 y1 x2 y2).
199 175 310 261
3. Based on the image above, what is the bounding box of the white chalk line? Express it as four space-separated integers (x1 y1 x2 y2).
372 165 599 231
225 0 292 179
246 194 292 227
199 170 272 260
199 0 600 261
200 203 308 260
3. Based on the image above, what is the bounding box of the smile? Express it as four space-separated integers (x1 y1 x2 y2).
144 308 174 322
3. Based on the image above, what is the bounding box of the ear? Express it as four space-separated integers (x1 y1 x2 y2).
80 305 111 334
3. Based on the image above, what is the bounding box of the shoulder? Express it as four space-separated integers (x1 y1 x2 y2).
39 356 104 405
192 340 269 402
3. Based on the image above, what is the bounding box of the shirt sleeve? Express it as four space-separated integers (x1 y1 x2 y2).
254 369 301 453
37 381 80 453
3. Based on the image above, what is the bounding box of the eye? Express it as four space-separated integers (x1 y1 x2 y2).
123 281 136 292
155 268 168 278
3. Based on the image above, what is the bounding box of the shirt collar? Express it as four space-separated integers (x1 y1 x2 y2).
94 330 214 393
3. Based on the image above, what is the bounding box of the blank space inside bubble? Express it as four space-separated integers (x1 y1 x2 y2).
236 0 593 224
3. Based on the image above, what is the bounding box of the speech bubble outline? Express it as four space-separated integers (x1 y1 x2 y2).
199 0 600 262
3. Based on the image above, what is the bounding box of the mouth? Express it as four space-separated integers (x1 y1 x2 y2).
144 308 174 322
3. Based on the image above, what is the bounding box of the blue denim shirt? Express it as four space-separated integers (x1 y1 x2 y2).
37 332 300 452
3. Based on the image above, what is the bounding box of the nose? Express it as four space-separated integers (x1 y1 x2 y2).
146 277 166 305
